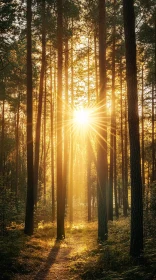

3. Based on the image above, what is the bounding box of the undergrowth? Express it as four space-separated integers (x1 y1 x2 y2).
70 218 156 280
0 217 156 279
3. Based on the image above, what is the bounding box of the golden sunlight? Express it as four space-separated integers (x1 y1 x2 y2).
73 108 90 126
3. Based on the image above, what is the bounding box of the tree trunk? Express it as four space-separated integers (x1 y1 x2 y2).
50 47 55 222
69 21 74 224
64 36 69 218
94 32 98 101
108 0 116 221
141 65 145 189
123 0 143 257
34 0 46 205
15 95 20 198
57 0 65 239
124 96 129 211
120 60 127 217
151 82 155 181
87 36 91 222
43 68 47 205
24 0 34 235
0 100 5 180
97 0 108 241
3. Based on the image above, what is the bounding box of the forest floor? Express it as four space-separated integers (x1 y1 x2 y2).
0 216 156 280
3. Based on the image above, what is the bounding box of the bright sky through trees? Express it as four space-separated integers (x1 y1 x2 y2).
74 108 90 126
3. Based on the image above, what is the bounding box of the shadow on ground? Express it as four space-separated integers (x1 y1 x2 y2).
33 240 60 280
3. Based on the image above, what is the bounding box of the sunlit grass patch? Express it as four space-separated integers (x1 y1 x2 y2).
0 222 58 279
70 217 156 280
69 219 130 279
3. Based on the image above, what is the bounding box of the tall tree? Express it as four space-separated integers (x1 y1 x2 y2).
141 65 145 188
108 0 116 221
50 47 55 222
120 60 127 217
63 24 69 220
123 0 143 257
151 82 155 181
87 35 92 222
57 0 65 239
24 0 34 236
69 20 74 224
34 0 46 205
97 0 108 241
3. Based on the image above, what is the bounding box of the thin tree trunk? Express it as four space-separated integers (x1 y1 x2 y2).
50 47 55 222
108 0 116 221
114 118 118 218
43 68 47 205
15 95 20 197
15 93 20 210
0 100 5 180
120 61 127 217
34 0 46 205
24 0 34 235
87 36 91 222
151 82 155 181
97 0 108 241
141 65 145 189
124 96 129 211
69 27 74 224
94 32 98 101
64 36 69 218
57 0 65 239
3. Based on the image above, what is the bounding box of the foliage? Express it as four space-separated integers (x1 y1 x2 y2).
0 218 155 279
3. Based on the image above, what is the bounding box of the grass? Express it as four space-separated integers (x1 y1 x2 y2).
69 218 156 280
0 216 156 279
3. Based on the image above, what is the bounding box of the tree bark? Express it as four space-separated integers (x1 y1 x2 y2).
87 36 91 222
151 82 155 181
43 68 47 205
141 65 145 188
64 36 69 218
24 0 34 236
57 0 65 239
97 0 108 241
50 47 55 222
123 0 143 257
69 20 74 224
34 0 46 205
108 0 116 221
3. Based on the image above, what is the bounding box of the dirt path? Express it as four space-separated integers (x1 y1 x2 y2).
34 243 72 280
32 225 93 280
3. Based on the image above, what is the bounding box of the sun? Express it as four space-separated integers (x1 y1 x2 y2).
73 108 90 126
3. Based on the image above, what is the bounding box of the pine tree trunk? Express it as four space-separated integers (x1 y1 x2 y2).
50 47 55 222
123 0 143 257
24 0 34 235
120 61 127 217
87 36 91 222
15 95 20 198
57 0 65 239
108 0 116 221
94 32 98 101
124 97 129 211
97 0 108 241
64 37 69 218
0 100 5 180
43 69 47 205
69 30 74 224
141 65 145 189
151 82 155 181
34 0 46 205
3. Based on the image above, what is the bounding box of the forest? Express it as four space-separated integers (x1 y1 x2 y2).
0 0 156 279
